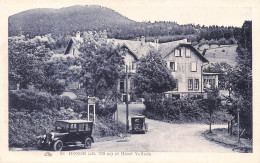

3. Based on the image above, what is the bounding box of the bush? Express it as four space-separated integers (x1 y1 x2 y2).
95 100 117 117
9 90 126 148
143 94 231 123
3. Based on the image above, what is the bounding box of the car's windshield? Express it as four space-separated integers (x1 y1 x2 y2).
54 121 69 132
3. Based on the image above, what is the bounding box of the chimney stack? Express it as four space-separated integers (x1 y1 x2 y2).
141 36 145 45
76 31 81 40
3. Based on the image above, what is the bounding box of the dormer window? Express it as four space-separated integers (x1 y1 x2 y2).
175 49 180 57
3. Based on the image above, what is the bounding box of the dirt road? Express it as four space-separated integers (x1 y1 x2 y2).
87 104 234 152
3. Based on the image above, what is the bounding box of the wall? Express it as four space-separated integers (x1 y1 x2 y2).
164 46 204 93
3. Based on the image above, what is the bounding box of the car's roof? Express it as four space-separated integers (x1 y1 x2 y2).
55 120 93 123
131 115 145 118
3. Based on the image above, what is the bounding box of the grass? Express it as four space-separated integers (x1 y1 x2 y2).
197 44 238 66
203 128 252 153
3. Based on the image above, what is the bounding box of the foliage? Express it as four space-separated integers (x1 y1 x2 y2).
95 100 117 117
199 88 222 132
227 21 252 138
78 31 125 99
204 62 234 90
133 52 176 96
143 94 231 123
9 90 126 147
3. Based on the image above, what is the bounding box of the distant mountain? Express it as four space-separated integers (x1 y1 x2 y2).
8 5 135 37
8 5 240 43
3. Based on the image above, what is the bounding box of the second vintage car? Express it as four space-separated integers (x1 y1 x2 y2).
130 115 148 134
36 120 94 151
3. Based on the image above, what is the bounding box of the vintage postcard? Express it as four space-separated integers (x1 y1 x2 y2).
0 0 259 162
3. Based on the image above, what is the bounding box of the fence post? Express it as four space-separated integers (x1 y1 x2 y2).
228 122 230 133
230 120 233 135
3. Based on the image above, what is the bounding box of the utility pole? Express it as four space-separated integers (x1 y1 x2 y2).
126 65 129 131
237 107 240 143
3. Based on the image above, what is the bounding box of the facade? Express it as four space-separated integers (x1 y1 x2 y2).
64 33 218 100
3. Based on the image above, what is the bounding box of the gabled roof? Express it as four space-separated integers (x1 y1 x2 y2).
158 39 188 58
108 39 155 60
64 37 82 54
65 37 208 63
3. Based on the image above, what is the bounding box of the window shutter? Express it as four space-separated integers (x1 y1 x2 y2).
191 62 197 71
186 49 191 57
175 62 178 71
175 49 179 56
167 62 170 69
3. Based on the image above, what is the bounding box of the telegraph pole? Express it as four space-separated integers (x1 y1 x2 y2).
126 65 129 131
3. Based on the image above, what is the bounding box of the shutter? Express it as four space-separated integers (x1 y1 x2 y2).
191 62 197 71
175 62 178 71
167 62 170 69
186 49 191 57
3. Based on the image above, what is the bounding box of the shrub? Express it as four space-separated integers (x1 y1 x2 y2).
95 100 117 117
143 94 231 123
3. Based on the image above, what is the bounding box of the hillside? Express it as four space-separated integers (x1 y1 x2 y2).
197 44 238 66
8 5 240 42
8 5 135 37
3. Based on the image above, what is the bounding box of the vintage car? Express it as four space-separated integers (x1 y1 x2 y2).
130 115 148 134
36 120 94 151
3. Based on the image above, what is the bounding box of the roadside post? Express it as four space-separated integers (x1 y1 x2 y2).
126 65 129 131
237 107 240 143
87 97 96 123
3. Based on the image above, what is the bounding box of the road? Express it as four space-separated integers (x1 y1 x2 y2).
87 104 234 152
11 104 234 152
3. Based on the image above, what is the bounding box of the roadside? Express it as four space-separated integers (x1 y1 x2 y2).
203 128 252 153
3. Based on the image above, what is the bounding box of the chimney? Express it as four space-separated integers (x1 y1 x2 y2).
141 36 145 45
76 31 81 40
154 39 159 43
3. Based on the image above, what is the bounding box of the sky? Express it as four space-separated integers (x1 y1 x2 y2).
1 0 254 27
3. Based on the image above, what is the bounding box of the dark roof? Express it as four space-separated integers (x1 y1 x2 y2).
64 39 73 54
64 37 82 55
179 44 209 63
108 39 155 60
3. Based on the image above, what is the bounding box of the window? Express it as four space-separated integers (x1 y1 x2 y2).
120 81 125 93
70 124 77 132
181 48 185 56
78 123 85 131
175 49 180 57
188 79 193 90
170 62 178 71
132 61 136 70
191 62 197 72
186 49 191 58
173 79 178 90
194 79 199 90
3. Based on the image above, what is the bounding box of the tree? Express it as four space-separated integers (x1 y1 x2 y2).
204 62 234 90
8 35 50 90
133 51 176 98
78 31 125 99
200 88 222 133
228 21 252 138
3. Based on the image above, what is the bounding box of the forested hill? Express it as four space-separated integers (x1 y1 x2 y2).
8 5 134 37
9 5 241 43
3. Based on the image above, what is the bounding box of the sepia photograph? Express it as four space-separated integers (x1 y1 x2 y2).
0 0 259 162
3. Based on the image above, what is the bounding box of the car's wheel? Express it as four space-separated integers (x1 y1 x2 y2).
84 138 92 149
53 140 63 151
37 139 44 149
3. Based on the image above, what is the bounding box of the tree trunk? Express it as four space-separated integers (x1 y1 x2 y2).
209 111 212 133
